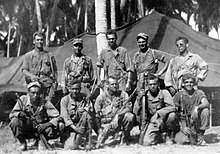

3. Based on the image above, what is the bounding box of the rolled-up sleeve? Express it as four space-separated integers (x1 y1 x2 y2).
45 101 59 126
60 96 73 127
124 51 134 73
96 50 105 68
196 55 208 81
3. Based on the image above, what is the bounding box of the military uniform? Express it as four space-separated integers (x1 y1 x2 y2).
22 49 57 99
173 89 209 144
133 89 178 145
164 52 208 90
133 48 166 91
94 90 134 142
96 46 134 91
61 54 93 95
60 93 93 149
9 94 61 145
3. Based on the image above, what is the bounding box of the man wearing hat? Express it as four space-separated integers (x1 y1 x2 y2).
22 31 58 101
9 81 63 151
60 79 95 149
96 30 134 92
61 38 94 96
133 32 169 92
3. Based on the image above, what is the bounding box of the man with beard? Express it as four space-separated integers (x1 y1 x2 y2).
133 33 169 92
60 79 94 149
133 74 178 145
22 31 58 101
61 38 94 96
9 81 63 151
94 76 135 146
174 73 209 145
96 30 133 92
164 36 208 96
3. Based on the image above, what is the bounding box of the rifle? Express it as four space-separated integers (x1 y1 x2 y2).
15 93 52 150
95 88 137 149
139 73 149 145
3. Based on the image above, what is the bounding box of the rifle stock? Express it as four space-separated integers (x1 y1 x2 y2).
15 93 52 150
95 88 137 149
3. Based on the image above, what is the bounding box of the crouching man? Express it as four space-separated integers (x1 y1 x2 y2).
9 81 64 151
95 76 135 148
60 79 94 150
174 73 209 145
133 74 179 145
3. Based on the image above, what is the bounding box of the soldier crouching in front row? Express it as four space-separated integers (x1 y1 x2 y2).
60 79 95 150
9 81 64 151
95 76 135 148
133 74 179 146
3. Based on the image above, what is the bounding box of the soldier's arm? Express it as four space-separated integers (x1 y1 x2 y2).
60 96 73 127
9 96 26 119
94 95 104 118
61 60 68 91
196 55 208 82
45 101 59 126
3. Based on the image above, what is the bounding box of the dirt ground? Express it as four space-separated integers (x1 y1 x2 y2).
1 125 220 154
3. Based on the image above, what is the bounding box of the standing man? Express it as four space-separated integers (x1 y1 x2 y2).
60 79 94 149
9 81 63 151
164 36 208 96
61 38 94 95
174 73 209 145
133 74 178 145
22 31 58 101
133 32 169 91
96 30 133 91
95 76 135 146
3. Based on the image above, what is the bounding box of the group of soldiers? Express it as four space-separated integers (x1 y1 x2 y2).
9 30 210 151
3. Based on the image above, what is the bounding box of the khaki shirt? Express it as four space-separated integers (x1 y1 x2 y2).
61 54 93 89
22 49 57 78
9 95 59 126
60 93 88 127
94 90 132 119
164 52 208 89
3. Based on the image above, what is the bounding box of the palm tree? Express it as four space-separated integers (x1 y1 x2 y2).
95 0 108 81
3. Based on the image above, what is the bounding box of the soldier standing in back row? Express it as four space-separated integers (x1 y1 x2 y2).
96 30 134 92
61 38 94 96
133 33 169 92
22 31 58 101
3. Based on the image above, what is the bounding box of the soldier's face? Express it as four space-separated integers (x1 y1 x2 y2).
107 34 117 48
176 39 188 54
29 86 41 102
108 78 119 92
137 38 148 50
147 79 159 93
33 35 44 49
183 78 195 91
69 84 81 97
72 43 83 55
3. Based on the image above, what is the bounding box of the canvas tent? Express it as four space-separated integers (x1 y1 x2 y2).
0 11 220 124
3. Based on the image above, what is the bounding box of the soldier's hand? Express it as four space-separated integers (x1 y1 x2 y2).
168 86 177 96
78 107 85 114
70 124 84 134
191 106 199 120
18 111 26 119
125 81 131 92
31 75 39 82
181 127 192 135
111 115 119 128
36 122 52 133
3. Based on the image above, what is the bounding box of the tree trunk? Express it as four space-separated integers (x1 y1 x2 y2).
138 0 144 18
84 0 88 32
110 0 116 29
17 35 23 57
75 3 82 35
35 0 43 32
7 22 11 58
95 0 108 80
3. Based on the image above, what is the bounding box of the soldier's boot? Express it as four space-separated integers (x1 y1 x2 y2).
165 130 175 145
197 130 206 145
17 136 27 151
